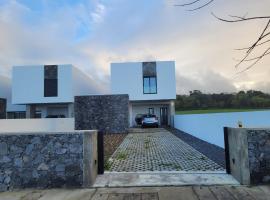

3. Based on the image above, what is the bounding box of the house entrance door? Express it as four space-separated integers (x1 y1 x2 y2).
160 107 168 126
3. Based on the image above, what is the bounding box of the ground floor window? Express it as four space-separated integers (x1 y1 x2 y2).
7 111 26 119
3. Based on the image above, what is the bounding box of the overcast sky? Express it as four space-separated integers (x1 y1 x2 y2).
0 0 270 94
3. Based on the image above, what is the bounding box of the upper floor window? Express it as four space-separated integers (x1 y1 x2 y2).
143 62 157 94
44 65 58 97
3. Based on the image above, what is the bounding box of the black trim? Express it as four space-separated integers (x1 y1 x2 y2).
97 131 104 174
44 65 58 97
143 76 157 94
224 127 231 174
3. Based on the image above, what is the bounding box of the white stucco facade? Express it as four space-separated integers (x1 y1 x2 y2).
111 61 176 101
12 64 96 104
111 61 176 127
11 64 98 118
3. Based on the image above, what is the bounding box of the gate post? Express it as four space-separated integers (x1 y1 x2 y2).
97 131 104 174
223 127 231 174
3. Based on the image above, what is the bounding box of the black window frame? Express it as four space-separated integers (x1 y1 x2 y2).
143 76 157 94
44 65 58 97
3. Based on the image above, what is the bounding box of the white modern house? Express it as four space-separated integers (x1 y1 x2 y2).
12 64 102 118
0 75 26 118
111 61 176 127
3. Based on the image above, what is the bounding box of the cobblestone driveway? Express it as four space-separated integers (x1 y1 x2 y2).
107 128 223 172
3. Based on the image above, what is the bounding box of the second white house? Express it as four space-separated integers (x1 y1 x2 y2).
111 61 176 127
12 64 101 118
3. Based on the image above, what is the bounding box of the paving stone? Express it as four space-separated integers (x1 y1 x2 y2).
108 128 224 172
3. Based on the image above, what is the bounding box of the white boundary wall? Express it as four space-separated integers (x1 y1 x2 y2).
174 110 270 148
0 118 74 133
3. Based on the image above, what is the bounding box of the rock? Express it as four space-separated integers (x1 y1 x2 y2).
37 163 49 171
4 170 12 175
56 148 67 155
31 137 41 144
4 176 11 184
69 144 82 153
25 144 34 155
0 175 4 182
10 145 23 154
0 185 8 192
14 158 23 168
33 154 43 165
0 142 8 156
23 156 30 163
32 170 39 178
0 156 11 163
55 164 65 172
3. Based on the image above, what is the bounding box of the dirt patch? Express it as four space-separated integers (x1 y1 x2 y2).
104 133 127 162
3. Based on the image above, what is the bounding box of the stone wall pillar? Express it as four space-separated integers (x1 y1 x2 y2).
226 127 270 185
0 98 6 119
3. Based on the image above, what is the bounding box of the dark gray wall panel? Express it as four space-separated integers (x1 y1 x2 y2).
75 95 129 133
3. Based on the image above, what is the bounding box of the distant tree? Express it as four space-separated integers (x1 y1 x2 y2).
175 90 270 110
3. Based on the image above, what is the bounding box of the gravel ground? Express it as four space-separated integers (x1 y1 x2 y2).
166 127 225 168
104 133 127 162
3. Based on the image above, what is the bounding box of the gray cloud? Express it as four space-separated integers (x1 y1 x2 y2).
176 69 237 94
0 0 270 94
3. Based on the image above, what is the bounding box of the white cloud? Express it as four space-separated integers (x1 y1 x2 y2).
0 0 270 94
91 3 106 24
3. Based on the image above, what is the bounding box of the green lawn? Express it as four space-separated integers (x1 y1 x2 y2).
176 108 270 115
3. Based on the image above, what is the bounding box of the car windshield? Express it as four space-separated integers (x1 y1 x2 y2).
144 114 156 118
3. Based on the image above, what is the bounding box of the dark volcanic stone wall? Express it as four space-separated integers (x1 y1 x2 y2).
0 131 97 191
0 98 6 119
247 129 270 184
75 95 129 133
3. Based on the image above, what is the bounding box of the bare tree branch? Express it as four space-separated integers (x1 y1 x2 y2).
174 0 214 11
236 47 270 74
235 39 270 51
187 0 214 11
174 0 201 7
234 51 270 62
176 0 270 73
211 12 270 22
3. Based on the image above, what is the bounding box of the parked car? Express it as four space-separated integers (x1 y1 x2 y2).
135 114 147 125
141 114 159 128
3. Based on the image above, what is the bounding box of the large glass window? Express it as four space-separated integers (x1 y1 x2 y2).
143 76 157 94
143 62 157 94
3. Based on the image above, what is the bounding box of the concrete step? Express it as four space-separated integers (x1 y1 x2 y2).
93 172 239 187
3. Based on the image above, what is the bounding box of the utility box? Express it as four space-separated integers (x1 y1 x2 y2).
225 127 270 185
